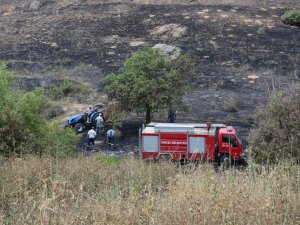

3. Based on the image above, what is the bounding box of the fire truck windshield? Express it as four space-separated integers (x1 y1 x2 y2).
222 134 238 148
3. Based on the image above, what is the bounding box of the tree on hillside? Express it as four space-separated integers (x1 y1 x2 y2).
104 46 197 123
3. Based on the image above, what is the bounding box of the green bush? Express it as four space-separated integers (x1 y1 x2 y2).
95 152 122 166
15 88 47 137
248 85 300 164
0 64 15 108
105 102 127 128
281 9 300 26
0 109 39 157
0 64 79 157
47 80 92 100
43 121 79 157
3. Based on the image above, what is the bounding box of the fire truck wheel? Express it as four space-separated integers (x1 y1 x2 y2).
159 154 172 162
220 155 231 170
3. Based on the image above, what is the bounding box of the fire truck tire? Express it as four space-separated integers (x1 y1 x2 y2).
159 154 172 162
220 155 232 170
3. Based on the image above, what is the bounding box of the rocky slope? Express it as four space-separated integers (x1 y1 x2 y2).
1 0 300 142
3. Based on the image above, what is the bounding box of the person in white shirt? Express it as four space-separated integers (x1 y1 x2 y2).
87 127 97 147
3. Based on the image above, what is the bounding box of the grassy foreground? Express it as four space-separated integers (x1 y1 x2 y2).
0 155 299 225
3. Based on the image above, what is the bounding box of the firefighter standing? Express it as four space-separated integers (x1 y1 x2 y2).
168 110 176 123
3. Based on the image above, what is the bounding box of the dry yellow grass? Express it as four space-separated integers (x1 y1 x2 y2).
0 156 299 224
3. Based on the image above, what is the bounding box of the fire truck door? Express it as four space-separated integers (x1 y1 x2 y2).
221 134 239 155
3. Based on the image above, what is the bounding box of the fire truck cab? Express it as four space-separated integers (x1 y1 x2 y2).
140 122 244 165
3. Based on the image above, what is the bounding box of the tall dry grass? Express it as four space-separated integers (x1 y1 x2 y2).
0 155 299 225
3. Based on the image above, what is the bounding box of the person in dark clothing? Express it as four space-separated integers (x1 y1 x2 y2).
168 110 176 123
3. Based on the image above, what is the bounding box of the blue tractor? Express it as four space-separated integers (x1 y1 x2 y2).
66 107 104 133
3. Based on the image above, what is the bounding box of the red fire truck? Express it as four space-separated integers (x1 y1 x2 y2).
140 122 246 166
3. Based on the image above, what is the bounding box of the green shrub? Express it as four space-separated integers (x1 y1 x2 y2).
44 104 64 119
0 63 15 108
281 9 300 26
105 102 127 128
223 98 245 112
0 108 39 157
256 27 266 36
14 88 47 137
0 64 79 157
248 85 300 164
95 153 122 166
43 121 79 157
47 80 92 100
0 65 38 156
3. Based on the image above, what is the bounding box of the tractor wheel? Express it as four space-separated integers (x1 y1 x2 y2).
74 123 84 133
220 155 231 171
